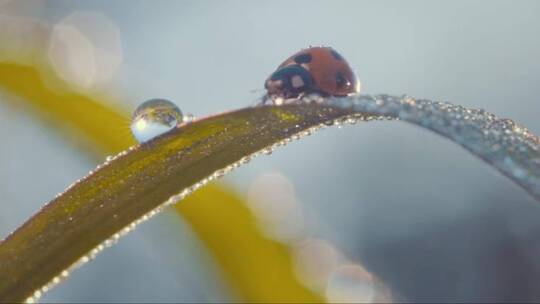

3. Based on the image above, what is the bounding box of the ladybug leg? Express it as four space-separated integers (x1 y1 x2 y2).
254 94 273 107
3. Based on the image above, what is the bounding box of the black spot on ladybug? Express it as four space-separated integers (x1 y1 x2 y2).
330 49 344 61
335 73 349 88
266 65 314 98
294 53 312 64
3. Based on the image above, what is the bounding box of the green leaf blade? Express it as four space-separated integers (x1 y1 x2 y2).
0 104 351 302
3 93 540 302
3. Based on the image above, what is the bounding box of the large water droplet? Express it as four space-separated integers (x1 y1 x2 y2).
130 98 183 143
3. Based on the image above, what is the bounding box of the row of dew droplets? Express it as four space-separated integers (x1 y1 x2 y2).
127 94 387 224
25 98 193 303
80 99 197 276
31 93 540 303
123 95 379 236
28 95 384 303
340 94 540 197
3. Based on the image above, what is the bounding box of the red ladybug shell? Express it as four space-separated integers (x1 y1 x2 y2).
265 47 360 100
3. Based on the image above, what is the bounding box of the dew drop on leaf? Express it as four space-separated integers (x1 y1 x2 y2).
262 147 273 155
130 98 183 143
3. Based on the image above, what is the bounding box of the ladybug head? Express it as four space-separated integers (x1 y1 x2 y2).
264 65 314 99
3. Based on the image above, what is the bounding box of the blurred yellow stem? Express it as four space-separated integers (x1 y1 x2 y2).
0 61 321 302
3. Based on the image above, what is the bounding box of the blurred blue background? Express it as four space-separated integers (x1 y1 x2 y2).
1 0 540 302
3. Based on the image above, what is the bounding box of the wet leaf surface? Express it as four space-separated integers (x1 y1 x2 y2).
2 93 540 302
0 103 351 302
0 62 322 303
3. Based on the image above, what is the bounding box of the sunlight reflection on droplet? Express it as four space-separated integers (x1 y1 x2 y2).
130 98 183 143
325 264 376 303
48 11 122 88
246 171 306 243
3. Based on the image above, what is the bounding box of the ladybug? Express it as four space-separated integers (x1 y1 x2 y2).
264 46 360 102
